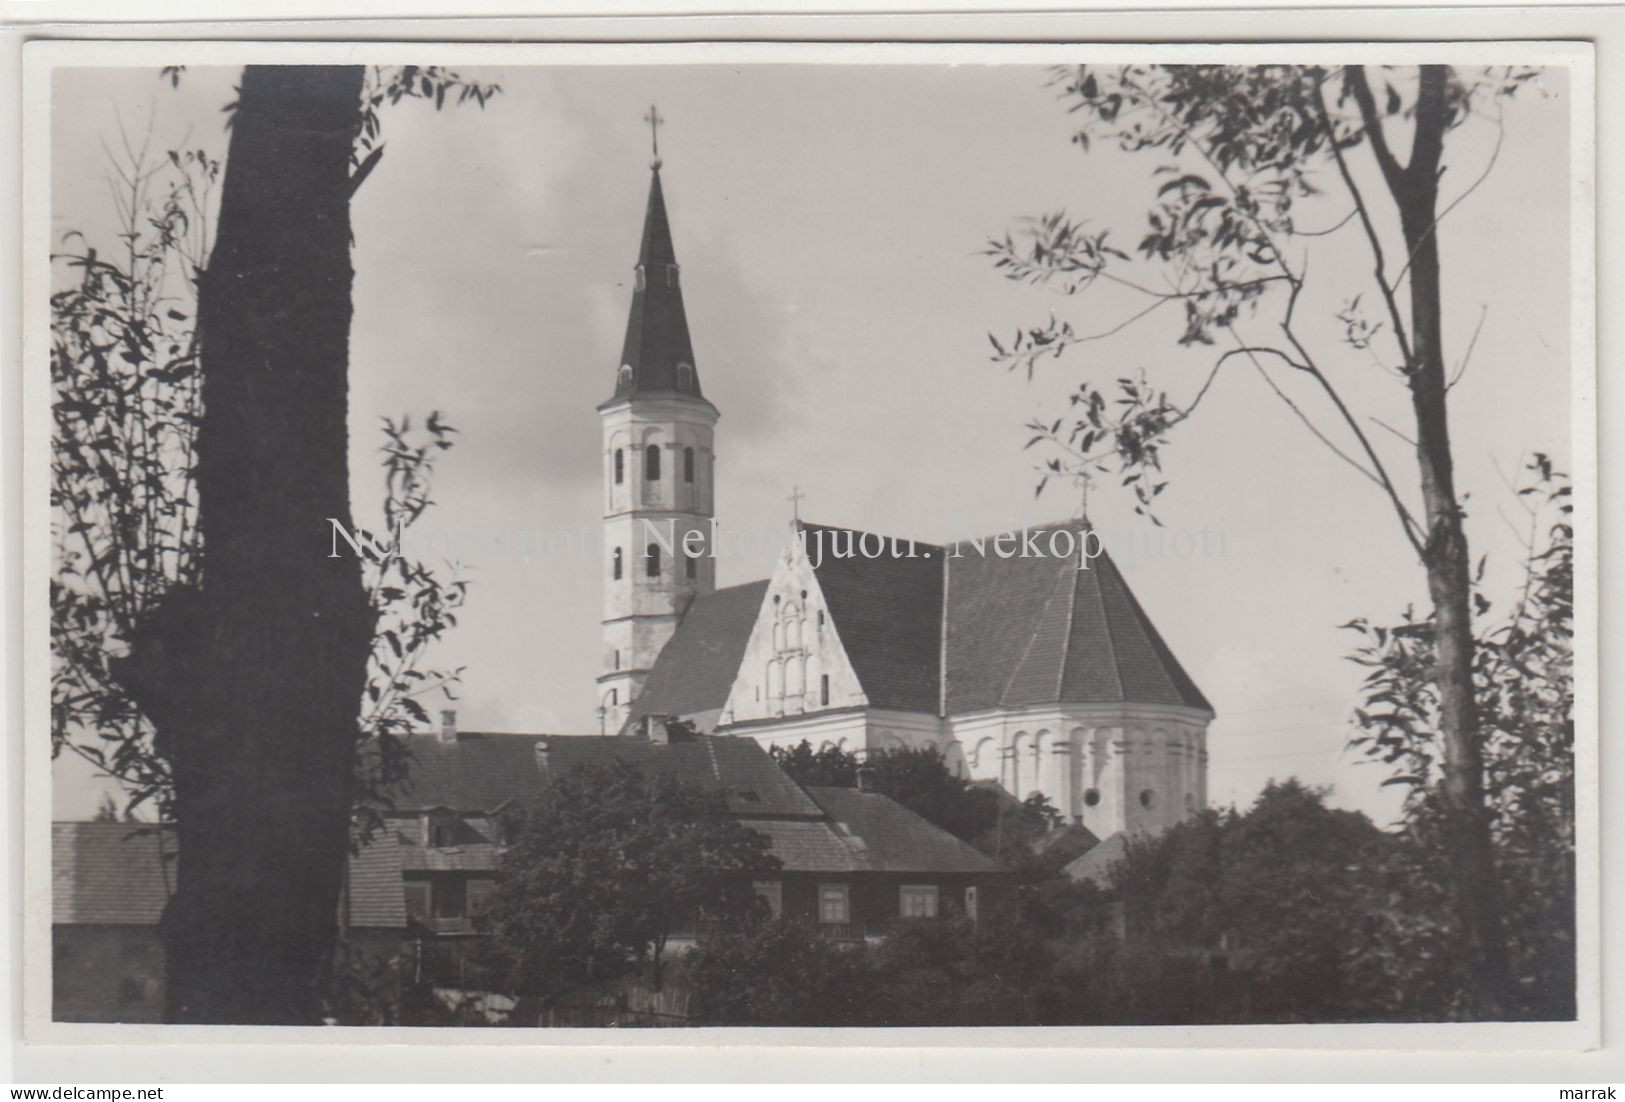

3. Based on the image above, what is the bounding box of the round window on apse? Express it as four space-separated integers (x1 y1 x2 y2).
1139 789 1155 808
1083 788 1101 808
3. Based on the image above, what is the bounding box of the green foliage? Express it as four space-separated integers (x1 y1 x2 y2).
987 63 1533 535
767 738 858 786
484 760 780 1003
1054 781 1434 1023
1345 456 1576 1018
769 739 1059 861
50 138 213 818
683 913 1053 1027
680 918 876 1026
50 135 468 825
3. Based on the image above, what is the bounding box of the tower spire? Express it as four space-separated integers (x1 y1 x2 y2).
605 120 707 406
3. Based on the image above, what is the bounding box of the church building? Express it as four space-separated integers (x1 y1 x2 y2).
596 158 1215 842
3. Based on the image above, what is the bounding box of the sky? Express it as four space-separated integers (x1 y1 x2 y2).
50 61 1574 825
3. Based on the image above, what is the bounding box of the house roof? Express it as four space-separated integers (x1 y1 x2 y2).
805 787 1001 874
628 580 768 725
387 732 551 813
607 167 710 406
52 822 407 929
52 822 175 926
347 833 409 928
738 817 866 873
537 732 823 818
1062 830 1130 888
640 519 1209 723
798 522 945 713
944 520 1210 714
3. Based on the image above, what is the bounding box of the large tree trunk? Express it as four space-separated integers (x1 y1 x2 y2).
1390 65 1514 1017
117 65 372 1024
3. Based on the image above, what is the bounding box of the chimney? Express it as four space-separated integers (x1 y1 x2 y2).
855 765 877 793
646 716 669 745
533 739 550 770
438 708 457 743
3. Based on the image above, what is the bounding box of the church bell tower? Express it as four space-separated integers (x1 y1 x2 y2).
597 131 718 733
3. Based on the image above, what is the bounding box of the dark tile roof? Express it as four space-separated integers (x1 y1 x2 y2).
641 520 1207 724
944 520 1211 714
1063 830 1130 888
804 788 1001 875
798 521 944 712
737 818 864 873
52 822 406 929
52 822 174 926
628 580 768 725
347 834 409 928
607 167 710 405
538 733 822 817
386 733 551 813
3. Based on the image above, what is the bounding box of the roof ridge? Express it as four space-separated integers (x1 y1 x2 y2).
1090 555 1128 702
1057 557 1080 701
997 555 1073 708
946 515 1091 552
1099 553 1203 708
796 518 946 554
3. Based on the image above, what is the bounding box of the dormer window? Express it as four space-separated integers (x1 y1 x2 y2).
634 267 647 292
617 364 633 388
677 363 694 391
426 811 458 849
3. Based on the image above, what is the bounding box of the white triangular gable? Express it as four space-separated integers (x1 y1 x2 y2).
718 530 867 726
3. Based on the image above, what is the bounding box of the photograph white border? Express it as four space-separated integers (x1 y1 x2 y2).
4 20 1610 1082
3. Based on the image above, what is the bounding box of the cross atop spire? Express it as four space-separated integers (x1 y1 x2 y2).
788 485 806 522
644 104 664 168
601 133 712 409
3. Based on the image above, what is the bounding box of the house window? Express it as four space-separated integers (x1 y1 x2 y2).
614 448 624 484
899 884 939 919
645 443 661 481
403 882 430 920
433 879 467 918
685 550 697 580
683 446 695 482
754 880 783 919
428 814 457 848
466 879 495 916
612 547 623 580
964 885 979 923
818 883 850 925
645 543 661 577
820 674 830 706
